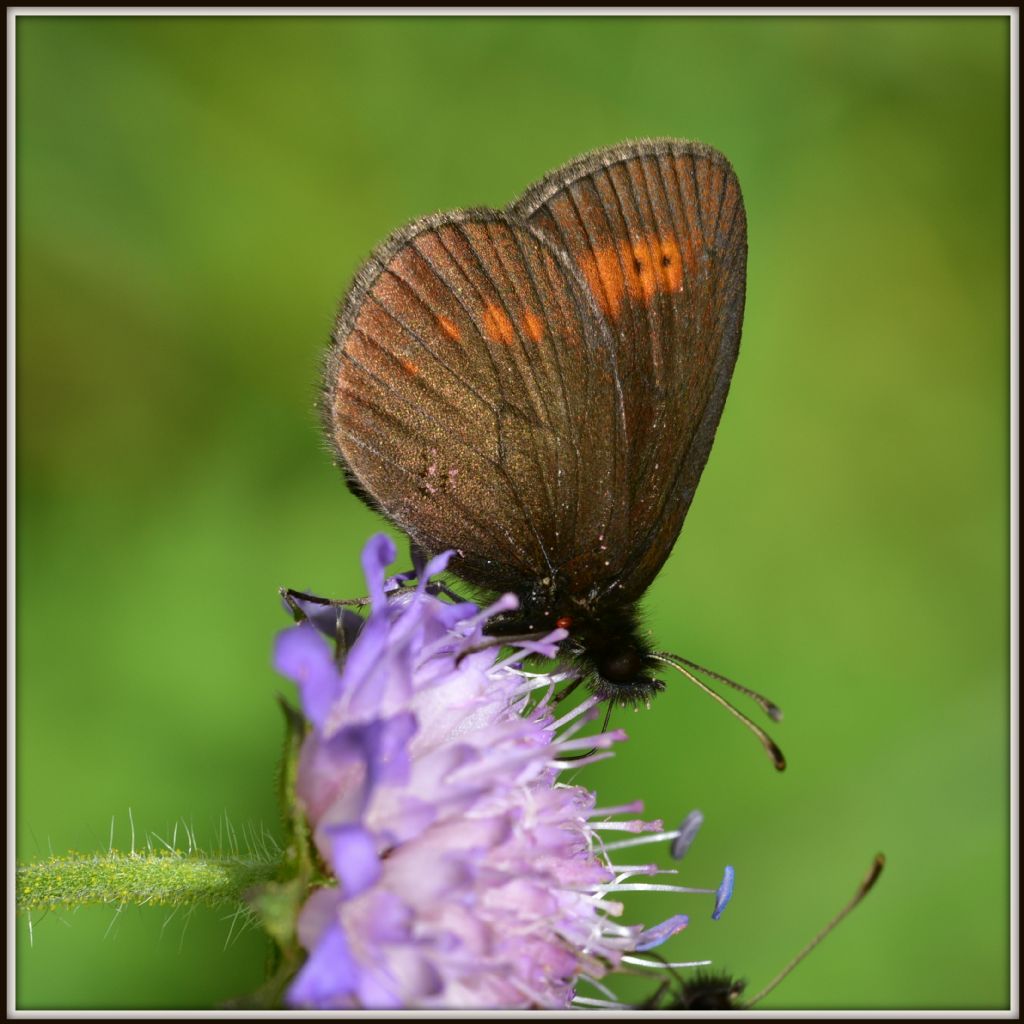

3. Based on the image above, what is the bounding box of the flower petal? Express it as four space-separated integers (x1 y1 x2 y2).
361 533 398 611
417 549 454 593
326 823 381 898
635 913 689 951
274 623 339 731
287 921 359 1008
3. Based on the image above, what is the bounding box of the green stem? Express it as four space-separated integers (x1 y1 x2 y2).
17 851 279 912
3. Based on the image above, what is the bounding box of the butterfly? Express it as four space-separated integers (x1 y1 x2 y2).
320 138 782 767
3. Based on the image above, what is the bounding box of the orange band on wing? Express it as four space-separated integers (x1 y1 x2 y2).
579 247 626 318
579 233 698 319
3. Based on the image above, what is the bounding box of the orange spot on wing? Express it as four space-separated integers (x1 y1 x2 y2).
483 304 516 344
524 310 543 342
658 236 684 291
579 248 625 318
401 358 419 375
437 314 461 342
626 243 658 301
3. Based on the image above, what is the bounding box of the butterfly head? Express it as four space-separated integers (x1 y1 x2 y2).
571 604 667 706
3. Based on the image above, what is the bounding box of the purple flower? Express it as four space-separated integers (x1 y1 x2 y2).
275 534 731 1010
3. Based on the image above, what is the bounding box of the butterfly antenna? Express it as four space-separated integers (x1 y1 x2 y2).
650 654 786 771
742 854 886 1008
669 655 783 722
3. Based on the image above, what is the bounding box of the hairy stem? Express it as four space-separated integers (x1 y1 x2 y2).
17 851 279 912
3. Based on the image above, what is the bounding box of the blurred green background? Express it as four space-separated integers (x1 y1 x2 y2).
15 14 1011 1011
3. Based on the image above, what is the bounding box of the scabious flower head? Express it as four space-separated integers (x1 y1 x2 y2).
274 534 732 1010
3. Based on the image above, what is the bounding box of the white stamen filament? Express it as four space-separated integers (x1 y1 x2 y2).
591 920 637 937
609 865 678 876
577 973 620 1001
599 829 682 851
508 675 557 700
556 732 620 752
552 694 602 730
595 882 715 895
519 668 577 684
612 868 679 884
590 801 644 817
490 631 565 672
552 708 603 745
620 956 713 969
587 820 663 833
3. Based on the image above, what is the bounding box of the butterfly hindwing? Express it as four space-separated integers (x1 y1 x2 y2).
512 139 747 601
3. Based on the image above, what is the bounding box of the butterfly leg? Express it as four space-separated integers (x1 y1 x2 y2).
405 538 469 602
280 587 370 616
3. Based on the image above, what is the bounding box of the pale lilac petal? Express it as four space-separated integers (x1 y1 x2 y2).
416 549 454 592
293 886 343 951
318 713 416 813
363 712 417 788
337 614 393 715
274 623 339 731
361 533 397 611
362 890 413 944
326 823 381 898
635 913 690 951
355 966 403 1010
287 921 359 1008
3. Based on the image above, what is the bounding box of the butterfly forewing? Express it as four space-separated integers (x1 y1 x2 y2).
512 139 747 600
324 210 630 592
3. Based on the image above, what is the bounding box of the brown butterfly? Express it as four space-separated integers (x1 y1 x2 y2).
320 139 783 767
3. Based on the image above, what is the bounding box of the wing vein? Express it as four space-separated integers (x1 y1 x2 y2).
445 222 556 575
477 219 565 554
338 348 534 570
